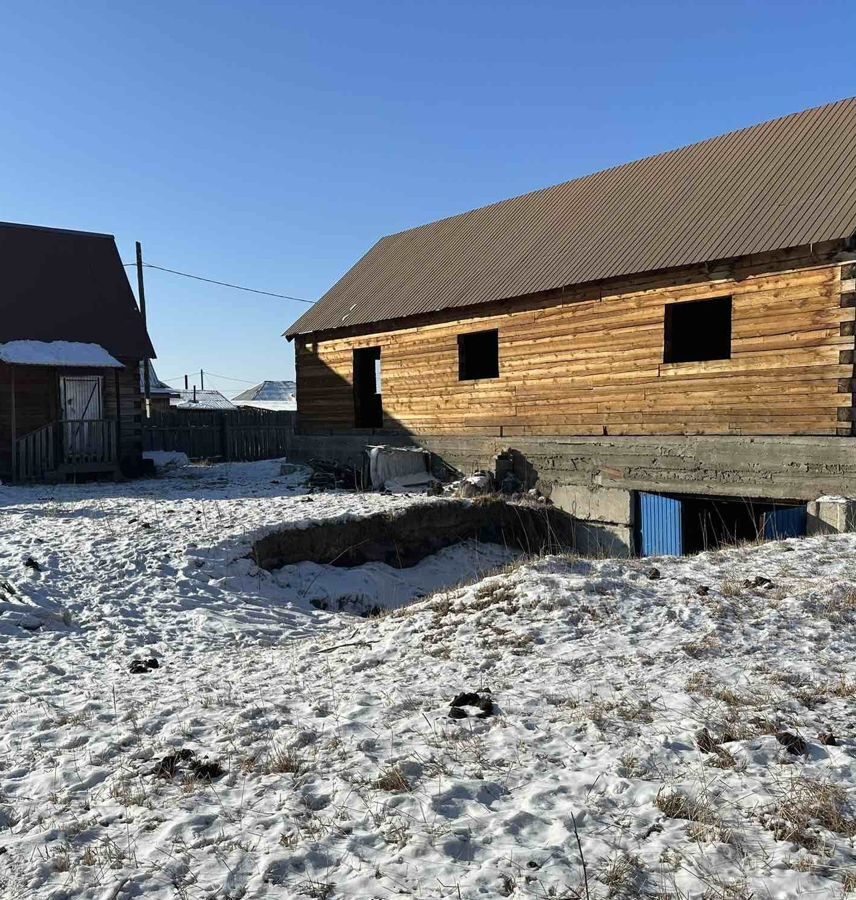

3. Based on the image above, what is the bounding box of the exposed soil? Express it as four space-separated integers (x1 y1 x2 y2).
252 498 575 570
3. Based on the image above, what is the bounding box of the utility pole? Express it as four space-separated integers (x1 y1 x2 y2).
200 369 205 390
136 241 151 418
184 374 189 390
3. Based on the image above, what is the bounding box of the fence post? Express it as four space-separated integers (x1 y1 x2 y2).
220 412 230 461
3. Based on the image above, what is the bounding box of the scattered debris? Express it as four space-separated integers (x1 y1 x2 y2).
818 731 837 746
191 758 226 780
776 731 808 755
153 748 224 780
500 473 523 495
368 445 434 491
449 690 494 719
23 557 42 572
646 567 661 580
153 748 195 778
129 658 160 675
458 472 494 498
307 458 361 491
744 575 774 589
695 728 719 753
695 585 710 596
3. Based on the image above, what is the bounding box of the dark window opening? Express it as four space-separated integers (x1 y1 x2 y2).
458 329 499 380
354 347 382 428
664 296 732 364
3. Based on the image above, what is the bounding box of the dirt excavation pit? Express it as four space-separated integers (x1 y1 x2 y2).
252 499 574 615
253 498 575 571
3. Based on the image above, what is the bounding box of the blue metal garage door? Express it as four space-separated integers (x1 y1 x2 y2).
638 492 683 556
763 506 807 540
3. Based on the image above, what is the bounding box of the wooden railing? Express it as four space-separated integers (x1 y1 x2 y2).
14 419 118 481
14 422 57 481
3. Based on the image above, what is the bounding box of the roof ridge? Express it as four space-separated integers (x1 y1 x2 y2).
0 220 115 239
288 96 856 337
378 96 856 242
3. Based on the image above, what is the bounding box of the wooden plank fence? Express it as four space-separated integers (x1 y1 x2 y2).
143 408 295 461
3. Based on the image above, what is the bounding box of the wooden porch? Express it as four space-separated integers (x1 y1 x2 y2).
13 419 120 482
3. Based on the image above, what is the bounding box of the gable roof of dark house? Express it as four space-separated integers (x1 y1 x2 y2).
287 97 856 338
0 222 155 359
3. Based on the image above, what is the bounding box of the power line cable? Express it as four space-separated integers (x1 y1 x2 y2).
122 261 315 304
198 371 259 384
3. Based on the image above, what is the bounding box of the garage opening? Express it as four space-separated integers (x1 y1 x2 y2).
354 347 382 428
638 491 806 556
664 296 732 363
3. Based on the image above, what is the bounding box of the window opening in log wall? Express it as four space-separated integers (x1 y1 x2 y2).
664 296 732 363
458 329 499 380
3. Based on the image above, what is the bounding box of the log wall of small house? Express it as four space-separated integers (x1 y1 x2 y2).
0 359 145 476
107 359 146 468
295 257 856 438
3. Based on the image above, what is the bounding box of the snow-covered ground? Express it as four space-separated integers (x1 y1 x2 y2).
2 460 856 899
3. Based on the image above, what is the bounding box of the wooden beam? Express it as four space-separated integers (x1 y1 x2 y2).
10 365 16 481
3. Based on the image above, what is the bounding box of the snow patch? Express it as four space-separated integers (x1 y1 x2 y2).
143 450 189 469
0 340 123 367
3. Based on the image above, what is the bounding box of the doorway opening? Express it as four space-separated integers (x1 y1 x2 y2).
354 347 382 428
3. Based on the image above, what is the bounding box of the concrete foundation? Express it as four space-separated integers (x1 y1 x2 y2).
550 484 635 557
290 431 856 501
807 497 856 535
289 430 856 555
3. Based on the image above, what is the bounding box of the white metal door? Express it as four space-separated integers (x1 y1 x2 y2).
60 376 103 458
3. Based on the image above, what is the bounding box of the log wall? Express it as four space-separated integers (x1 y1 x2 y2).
296 260 855 437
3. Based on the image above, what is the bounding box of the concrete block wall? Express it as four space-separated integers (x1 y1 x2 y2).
290 431 856 501
807 497 856 535
288 431 856 553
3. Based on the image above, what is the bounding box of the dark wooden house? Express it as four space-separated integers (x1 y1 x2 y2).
0 222 155 482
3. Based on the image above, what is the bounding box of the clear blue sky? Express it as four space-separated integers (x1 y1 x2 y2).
1 1 854 394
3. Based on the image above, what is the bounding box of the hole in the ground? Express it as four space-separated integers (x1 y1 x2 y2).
253 499 575 615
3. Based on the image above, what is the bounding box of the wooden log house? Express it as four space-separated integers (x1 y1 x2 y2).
286 99 856 553
0 222 155 482
287 99 856 443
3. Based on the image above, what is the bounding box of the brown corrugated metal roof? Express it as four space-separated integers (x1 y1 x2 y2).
287 97 856 338
0 222 155 359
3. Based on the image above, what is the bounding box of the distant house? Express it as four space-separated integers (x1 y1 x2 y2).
140 363 180 413
171 389 236 411
232 380 296 411
0 222 155 482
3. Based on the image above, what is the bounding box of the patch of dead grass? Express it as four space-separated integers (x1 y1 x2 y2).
375 766 410 792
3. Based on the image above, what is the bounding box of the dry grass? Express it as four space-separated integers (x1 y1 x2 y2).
266 745 304 775
720 580 743 599
768 775 856 851
841 869 856 893
374 766 410 792
597 852 645 895
817 587 856 623
656 789 718 826
707 747 743 772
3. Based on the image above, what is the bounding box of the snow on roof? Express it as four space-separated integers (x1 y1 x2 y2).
139 362 180 396
0 340 124 368
234 399 297 412
171 389 237 410
233 380 296 402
